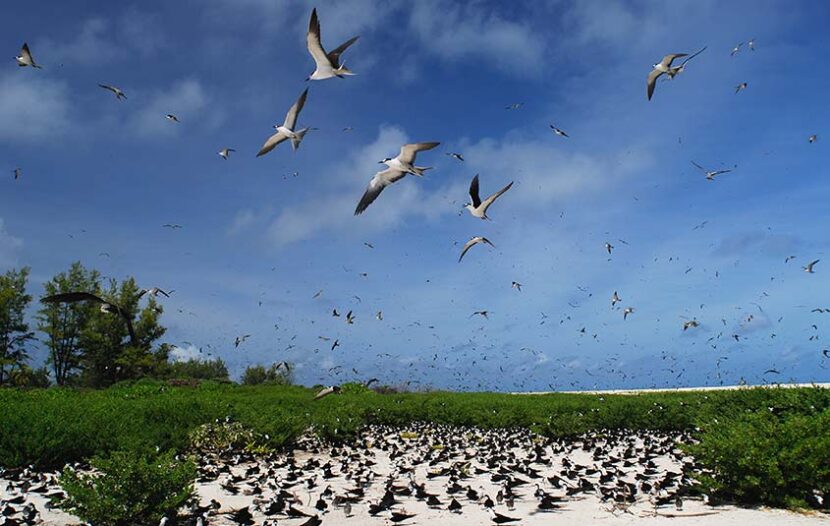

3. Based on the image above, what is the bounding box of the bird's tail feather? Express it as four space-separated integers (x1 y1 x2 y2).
411 166 433 176
291 128 309 151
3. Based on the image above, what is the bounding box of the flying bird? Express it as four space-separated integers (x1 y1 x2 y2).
511 281 522 292
611 291 621 307
735 82 748 94
165 114 180 123
257 88 311 156
234 334 251 348
354 142 440 215
314 385 341 400
346 311 355 324
505 103 523 110
15 43 41 68
809 134 818 143
459 236 495 262
138 287 170 299
218 148 235 160
623 307 635 320
98 84 127 100
376 311 383 321
691 161 732 181
804 259 820 273
605 242 614 254
748 38 756 51
730 42 743 56
162 223 183 229
683 319 700 331
647 53 687 100
464 174 513 220
446 152 465 161
41 292 136 345
306 8 359 80
666 46 707 79
13 168 21 180
549 124 569 137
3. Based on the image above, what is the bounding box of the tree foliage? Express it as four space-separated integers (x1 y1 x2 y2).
0 267 35 386
242 362 294 386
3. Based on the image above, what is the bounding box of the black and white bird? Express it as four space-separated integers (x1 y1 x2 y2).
611 291 621 307
489 509 521 524
464 175 513 220
683 319 700 330
666 46 707 79
605 242 614 254
15 43 41 68
730 42 743 56
99 84 127 100
511 281 522 292
505 103 523 110
809 134 817 143
691 160 732 181
257 88 311 156
804 259 820 274
549 124 569 137
41 292 136 345
354 142 440 215
446 152 465 161
218 148 235 160
647 53 687 100
459 236 495 262
166 114 180 123
13 168 21 180
306 8 359 80
735 82 748 94
748 38 756 51
138 287 170 299
623 306 635 320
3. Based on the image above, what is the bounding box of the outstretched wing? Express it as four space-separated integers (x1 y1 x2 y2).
256 131 288 157
646 68 662 100
469 174 481 208
284 88 309 129
306 8 331 68
327 36 359 68
398 142 440 164
482 181 513 210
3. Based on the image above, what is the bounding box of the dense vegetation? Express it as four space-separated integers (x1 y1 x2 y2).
1 381 828 508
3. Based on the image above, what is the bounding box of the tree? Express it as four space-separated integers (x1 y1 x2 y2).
37 262 101 386
157 358 230 382
0 267 35 386
78 277 167 388
242 362 294 386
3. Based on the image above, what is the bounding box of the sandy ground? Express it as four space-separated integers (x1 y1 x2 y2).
3 425 829 526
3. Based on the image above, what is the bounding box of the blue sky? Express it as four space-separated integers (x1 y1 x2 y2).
2 0 830 390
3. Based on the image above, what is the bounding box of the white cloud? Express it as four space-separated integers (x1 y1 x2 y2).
408 1 546 76
170 344 202 362
0 73 71 142
40 18 123 66
0 219 23 268
130 79 216 138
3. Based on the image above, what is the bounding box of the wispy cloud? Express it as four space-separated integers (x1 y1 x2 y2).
0 219 23 268
0 73 71 142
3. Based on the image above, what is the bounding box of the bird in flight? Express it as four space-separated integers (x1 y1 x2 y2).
445 152 465 162
257 88 311 156
605 242 614 254
809 134 818 143
15 43 41 68
162 224 183 229
623 306 635 320
13 168 21 180
665 46 707 79
549 124 569 137
683 319 700 331
41 292 136 345
691 161 732 181
138 287 170 299
464 174 513 220
505 103 523 110
735 82 748 94
459 236 495 262
306 8 359 81
647 53 687 100
166 114 180 123
730 42 743 56
471 310 490 319
748 38 756 51
611 291 621 307
346 310 355 324
98 84 127 100
354 142 440 215
234 334 251 348
218 148 235 160
511 281 522 292
804 259 820 273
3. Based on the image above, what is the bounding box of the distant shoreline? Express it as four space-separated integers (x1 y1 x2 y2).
515 382 830 395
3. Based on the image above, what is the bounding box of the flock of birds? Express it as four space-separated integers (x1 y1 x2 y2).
9 7 827 395
1 423 709 525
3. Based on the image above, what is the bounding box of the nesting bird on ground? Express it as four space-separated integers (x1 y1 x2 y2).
459 236 495 262
98 84 127 100
804 259 820 273
354 142 440 215
257 88 311 156
218 148 235 160
314 385 341 400
306 8 359 80
464 175 513 219
647 53 687 100
15 43 41 68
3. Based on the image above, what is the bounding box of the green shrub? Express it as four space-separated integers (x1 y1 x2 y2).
59 449 196 526
689 408 830 508
189 419 260 453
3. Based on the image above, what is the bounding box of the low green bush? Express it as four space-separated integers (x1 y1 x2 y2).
689 408 830 508
59 449 196 526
